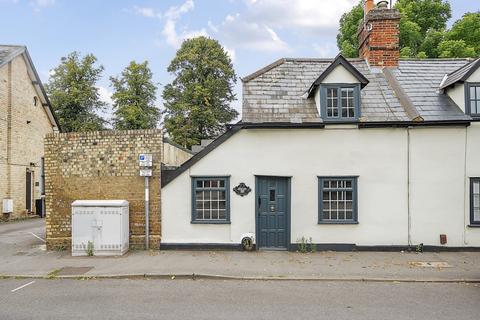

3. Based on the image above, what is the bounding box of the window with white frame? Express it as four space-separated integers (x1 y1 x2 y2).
318 177 358 224
322 85 360 121
471 178 480 225
192 177 230 223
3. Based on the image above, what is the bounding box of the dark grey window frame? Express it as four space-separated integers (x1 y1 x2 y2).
318 176 359 224
465 82 480 118
470 177 480 226
320 84 361 122
191 176 231 224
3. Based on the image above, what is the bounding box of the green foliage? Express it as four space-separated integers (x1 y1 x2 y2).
419 29 445 58
336 1 363 58
438 40 476 58
86 241 94 256
297 236 316 253
398 19 423 54
445 12 480 56
162 36 238 148
400 47 413 58
46 52 107 132
395 0 451 35
336 0 479 59
110 61 159 130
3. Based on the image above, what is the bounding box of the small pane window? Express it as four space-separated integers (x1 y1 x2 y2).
318 177 358 224
322 85 360 121
471 178 480 225
192 177 230 223
467 83 480 117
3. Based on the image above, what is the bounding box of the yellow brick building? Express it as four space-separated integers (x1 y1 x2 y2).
0 45 59 219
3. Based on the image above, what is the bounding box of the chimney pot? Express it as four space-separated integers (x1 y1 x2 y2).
365 0 375 14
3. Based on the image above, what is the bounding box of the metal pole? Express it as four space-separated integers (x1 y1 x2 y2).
145 176 149 250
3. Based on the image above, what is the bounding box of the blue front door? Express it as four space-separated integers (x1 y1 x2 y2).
256 176 289 250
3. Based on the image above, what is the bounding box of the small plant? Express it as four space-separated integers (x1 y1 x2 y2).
308 237 316 253
416 243 424 253
86 241 94 256
53 244 66 251
297 236 316 253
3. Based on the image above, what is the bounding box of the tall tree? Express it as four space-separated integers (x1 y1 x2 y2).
443 12 480 56
336 1 363 58
110 61 159 130
46 52 106 132
162 36 238 148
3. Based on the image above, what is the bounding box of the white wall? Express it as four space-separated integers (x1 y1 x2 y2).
163 128 408 246
162 125 480 247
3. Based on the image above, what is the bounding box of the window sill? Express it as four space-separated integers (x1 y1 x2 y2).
322 119 359 124
318 221 359 225
191 220 231 225
467 224 480 228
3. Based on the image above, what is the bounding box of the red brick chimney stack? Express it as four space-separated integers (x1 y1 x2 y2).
358 1 400 67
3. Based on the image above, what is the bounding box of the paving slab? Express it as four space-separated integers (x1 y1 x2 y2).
1 219 479 281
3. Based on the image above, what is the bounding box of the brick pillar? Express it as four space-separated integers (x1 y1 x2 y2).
358 7 401 67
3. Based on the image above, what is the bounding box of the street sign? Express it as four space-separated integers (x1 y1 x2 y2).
139 153 152 167
140 168 152 177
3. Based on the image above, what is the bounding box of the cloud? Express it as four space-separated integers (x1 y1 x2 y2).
133 6 160 18
223 46 236 63
97 86 113 106
212 13 289 53
162 0 208 48
31 0 54 9
312 43 338 57
243 0 357 34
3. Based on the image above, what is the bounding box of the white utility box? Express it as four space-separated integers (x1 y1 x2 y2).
71 200 129 256
2 199 13 214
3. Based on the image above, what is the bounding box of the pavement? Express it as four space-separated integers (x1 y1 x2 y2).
1 218 480 282
1 279 479 320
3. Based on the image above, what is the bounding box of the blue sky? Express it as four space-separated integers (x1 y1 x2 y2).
0 0 478 119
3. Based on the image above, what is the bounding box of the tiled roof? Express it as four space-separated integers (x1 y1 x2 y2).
439 58 480 89
242 57 473 123
0 45 25 68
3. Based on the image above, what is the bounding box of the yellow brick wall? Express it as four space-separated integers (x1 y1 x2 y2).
0 64 8 203
0 55 55 218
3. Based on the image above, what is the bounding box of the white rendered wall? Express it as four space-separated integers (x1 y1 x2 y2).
447 67 480 112
162 128 409 246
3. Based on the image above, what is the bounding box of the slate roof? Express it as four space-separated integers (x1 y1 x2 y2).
242 57 473 123
0 45 25 68
439 58 480 90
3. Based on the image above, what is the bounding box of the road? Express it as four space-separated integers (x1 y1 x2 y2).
0 279 479 320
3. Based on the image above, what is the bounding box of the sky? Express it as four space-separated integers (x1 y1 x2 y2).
0 0 478 120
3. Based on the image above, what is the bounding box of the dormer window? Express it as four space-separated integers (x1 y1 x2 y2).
466 83 480 118
321 84 360 121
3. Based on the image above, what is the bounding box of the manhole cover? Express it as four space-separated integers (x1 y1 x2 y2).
57 266 94 275
408 261 452 268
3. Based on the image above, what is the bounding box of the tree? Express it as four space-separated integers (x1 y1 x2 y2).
162 36 238 148
395 0 451 36
437 40 476 58
445 12 480 56
336 0 457 58
110 61 159 130
336 1 363 58
46 52 106 132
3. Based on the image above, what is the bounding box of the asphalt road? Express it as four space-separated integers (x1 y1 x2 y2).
0 279 479 320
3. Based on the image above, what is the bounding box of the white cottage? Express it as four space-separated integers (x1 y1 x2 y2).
161 5 480 251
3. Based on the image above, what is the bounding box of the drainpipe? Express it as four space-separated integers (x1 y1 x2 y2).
463 127 468 245
407 127 412 247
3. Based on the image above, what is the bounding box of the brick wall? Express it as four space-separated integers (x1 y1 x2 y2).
44 129 162 250
1 55 56 218
358 8 401 67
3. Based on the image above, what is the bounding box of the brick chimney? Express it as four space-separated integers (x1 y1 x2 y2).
358 2 401 67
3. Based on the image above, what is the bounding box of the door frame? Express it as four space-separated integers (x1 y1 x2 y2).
254 175 292 251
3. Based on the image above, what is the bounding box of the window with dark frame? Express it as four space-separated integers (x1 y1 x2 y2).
471 178 480 225
466 83 480 117
318 177 358 224
322 85 360 121
192 177 230 223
